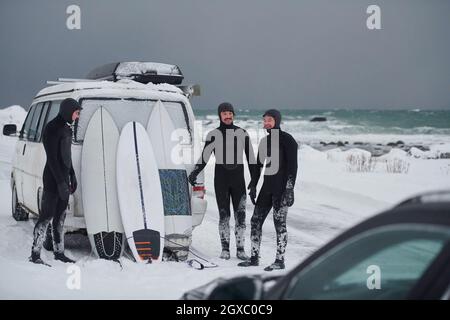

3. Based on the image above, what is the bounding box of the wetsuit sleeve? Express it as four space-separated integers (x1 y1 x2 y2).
191 130 215 175
44 128 65 184
284 134 299 187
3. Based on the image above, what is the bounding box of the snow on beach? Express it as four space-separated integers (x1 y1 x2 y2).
0 106 449 299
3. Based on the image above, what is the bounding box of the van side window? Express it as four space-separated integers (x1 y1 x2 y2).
27 103 44 141
35 102 50 142
46 101 60 124
20 105 37 140
37 100 60 141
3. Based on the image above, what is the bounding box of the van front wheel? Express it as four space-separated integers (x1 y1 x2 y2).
12 182 28 221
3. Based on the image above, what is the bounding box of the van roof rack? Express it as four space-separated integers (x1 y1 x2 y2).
47 78 100 85
86 62 184 85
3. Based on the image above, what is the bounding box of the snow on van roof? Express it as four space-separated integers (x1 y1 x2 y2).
115 62 182 78
36 79 184 98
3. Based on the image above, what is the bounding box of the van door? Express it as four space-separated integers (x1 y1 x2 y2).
21 102 45 213
14 105 37 205
34 101 59 213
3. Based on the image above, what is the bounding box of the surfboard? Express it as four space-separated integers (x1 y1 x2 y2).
81 107 125 260
147 100 192 261
116 121 165 263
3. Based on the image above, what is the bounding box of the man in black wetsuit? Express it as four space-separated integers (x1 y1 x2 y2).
29 98 82 266
188 102 256 260
238 109 298 271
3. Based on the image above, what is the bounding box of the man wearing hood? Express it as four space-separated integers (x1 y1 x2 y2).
30 98 82 266
238 109 298 271
188 102 256 260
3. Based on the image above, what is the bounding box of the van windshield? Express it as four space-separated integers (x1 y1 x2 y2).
75 98 191 143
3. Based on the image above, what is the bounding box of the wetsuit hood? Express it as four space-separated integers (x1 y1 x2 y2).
263 109 281 132
218 102 235 129
59 98 82 123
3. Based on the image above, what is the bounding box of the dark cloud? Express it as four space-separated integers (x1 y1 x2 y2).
1 0 449 110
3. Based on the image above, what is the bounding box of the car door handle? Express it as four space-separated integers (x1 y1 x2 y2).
22 144 26 155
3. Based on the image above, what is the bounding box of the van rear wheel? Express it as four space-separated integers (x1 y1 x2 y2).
12 182 28 221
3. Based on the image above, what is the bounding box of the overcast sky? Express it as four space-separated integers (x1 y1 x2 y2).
1 0 449 110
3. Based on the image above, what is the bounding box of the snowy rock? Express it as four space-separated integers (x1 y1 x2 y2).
407 147 429 159
430 143 450 159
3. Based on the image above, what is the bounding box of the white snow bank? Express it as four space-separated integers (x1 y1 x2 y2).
325 148 345 162
299 144 327 162
0 105 27 129
378 148 408 161
326 148 372 162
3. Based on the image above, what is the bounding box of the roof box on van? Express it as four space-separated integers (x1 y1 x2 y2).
86 62 184 85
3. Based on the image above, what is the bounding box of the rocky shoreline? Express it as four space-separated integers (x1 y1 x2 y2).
306 140 450 158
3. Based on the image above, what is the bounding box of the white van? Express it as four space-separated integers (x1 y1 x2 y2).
3 62 207 233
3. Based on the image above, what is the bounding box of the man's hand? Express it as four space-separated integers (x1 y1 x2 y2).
69 173 77 194
188 171 197 187
247 182 257 205
57 182 70 201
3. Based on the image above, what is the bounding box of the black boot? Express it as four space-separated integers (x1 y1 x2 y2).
236 248 249 260
237 256 259 267
219 249 230 260
54 252 75 263
29 251 51 267
264 259 285 271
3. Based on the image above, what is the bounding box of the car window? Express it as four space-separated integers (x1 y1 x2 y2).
76 99 157 141
163 101 192 144
46 101 60 124
284 225 450 300
35 102 49 142
37 100 60 140
20 105 37 139
27 103 44 141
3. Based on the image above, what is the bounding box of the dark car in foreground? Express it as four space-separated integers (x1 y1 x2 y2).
182 191 450 300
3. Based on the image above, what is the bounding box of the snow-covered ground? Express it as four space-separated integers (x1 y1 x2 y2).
0 106 449 299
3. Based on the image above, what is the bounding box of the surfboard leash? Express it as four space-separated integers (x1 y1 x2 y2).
161 236 219 270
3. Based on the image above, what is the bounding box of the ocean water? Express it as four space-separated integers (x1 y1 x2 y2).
193 109 450 147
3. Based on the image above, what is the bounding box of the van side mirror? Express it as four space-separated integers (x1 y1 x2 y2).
3 124 17 136
178 84 201 97
192 84 201 97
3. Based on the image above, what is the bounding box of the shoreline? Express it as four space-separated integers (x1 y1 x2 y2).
305 140 450 158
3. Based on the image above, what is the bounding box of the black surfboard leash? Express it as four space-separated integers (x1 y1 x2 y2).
161 236 218 270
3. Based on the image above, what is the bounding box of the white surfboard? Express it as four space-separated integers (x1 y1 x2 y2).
117 121 165 263
147 100 192 261
81 107 125 260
